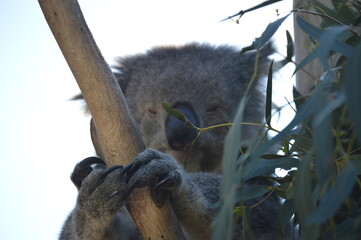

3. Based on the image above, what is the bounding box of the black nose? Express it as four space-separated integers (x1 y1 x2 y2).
165 103 199 151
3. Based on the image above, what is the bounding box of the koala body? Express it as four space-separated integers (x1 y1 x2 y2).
60 43 284 240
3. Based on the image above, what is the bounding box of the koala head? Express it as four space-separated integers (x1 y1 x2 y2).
112 43 273 173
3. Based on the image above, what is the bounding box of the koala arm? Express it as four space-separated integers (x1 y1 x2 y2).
125 149 221 239
169 172 221 239
60 149 221 240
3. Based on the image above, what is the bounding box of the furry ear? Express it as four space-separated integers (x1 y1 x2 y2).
113 71 129 92
111 64 131 93
71 93 83 100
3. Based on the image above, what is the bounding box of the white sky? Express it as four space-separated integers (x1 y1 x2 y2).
0 0 294 239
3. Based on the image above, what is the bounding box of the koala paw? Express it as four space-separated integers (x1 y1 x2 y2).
72 157 130 218
125 149 183 207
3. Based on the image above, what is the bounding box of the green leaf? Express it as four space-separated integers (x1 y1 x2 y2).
292 86 305 112
212 96 248 240
237 185 271 201
286 30 294 62
331 0 357 24
162 102 198 130
276 182 295 200
253 13 291 49
242 206 252 240
296 15 352 58
313 0 351 27
294 154 319 239
280 199 295 233
292 46 319 76
296 15 322 41
265 59 274 128
247 81 319 162
245 157 299 180
345 42 361 144
306 161 356 224
312 72 335 184
318 26 353 69
350 155 361 175
326 214 361 238
291 133 313 153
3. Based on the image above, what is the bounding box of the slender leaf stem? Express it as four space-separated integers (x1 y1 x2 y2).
198 122 281 134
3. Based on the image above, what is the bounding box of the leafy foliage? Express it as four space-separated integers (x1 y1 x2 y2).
213 1 361 239
164 1 361 238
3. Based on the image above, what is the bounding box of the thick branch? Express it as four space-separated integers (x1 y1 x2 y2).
38 0 184 239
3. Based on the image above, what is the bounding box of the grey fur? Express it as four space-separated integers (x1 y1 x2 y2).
114 43 271 172
60 43 287 240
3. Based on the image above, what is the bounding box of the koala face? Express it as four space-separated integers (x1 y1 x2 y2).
114 43 271 173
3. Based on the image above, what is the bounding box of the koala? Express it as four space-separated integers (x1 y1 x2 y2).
60 43 286 240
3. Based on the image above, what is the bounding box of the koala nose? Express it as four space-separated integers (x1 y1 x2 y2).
166 103 199 151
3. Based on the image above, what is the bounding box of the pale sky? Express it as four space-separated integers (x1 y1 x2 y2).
0 0 294 239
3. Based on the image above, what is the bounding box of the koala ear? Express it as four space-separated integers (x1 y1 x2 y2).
71 93 83 101
70 69 127 102
112 70 129 93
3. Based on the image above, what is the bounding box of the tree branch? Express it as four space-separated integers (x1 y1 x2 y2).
38 0 184 239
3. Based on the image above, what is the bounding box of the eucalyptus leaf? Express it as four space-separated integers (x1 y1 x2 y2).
296 15 322 41
212 96 248 240
242 206 252 240
350 155 361 175
292 46 319 76
294 154 319 239
292 86 305 112
332 0 357 24
253 13 291 49
318 26 353 69
296 15 352 58
280 199 295 233
276 182 295 200
247 81 320 163
345 42 361 144
286 30 294 62
325 214 361 238
265 59 274 128
312 72 335 184
313 0 350 27
237 185 271 201
162 102 199 130
245 157 299 180
306 161 356 224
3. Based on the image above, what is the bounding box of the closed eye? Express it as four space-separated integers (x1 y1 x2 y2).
146 108 159 118
206 105 219 114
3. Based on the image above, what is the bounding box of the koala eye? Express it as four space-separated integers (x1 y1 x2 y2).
146 108 159 118
206 104 219 114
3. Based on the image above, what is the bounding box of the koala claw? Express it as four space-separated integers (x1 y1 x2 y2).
154 171 181 190
150 171 182 207
71 157 106 189
102 165 124 179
